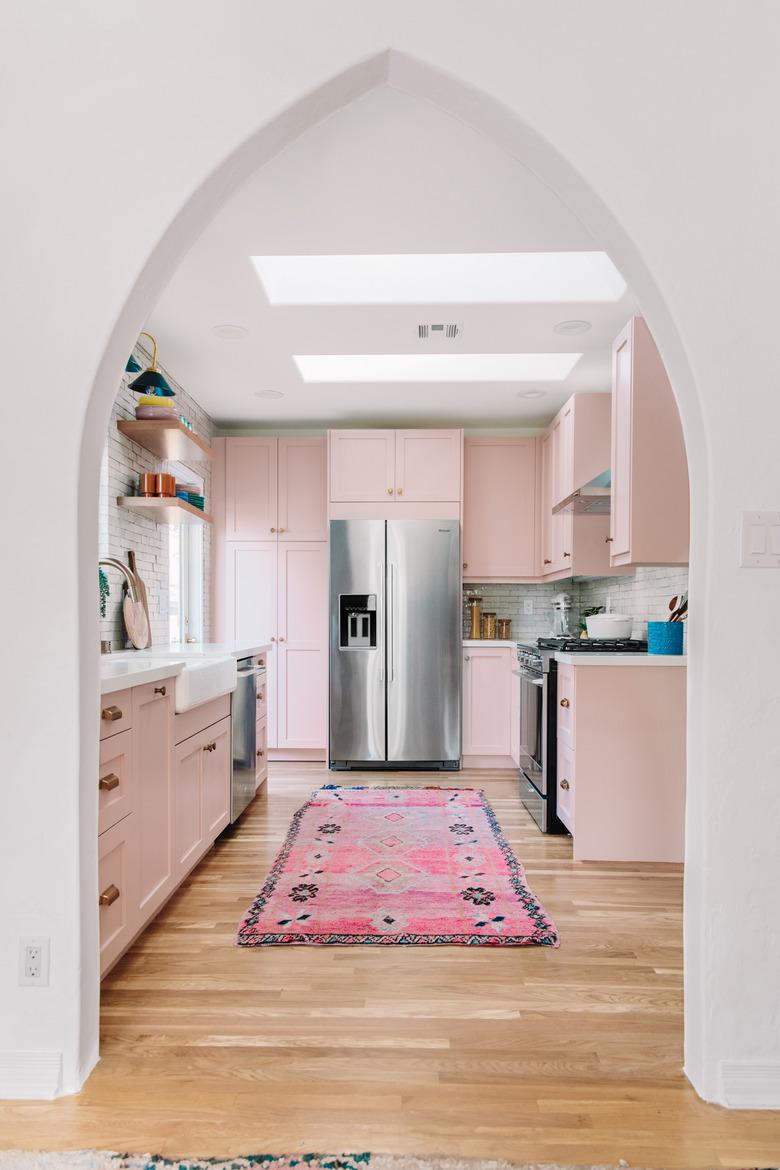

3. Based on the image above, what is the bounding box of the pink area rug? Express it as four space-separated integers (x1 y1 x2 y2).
236 785 558 946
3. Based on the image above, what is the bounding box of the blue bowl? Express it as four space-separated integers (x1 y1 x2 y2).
647 621 684 655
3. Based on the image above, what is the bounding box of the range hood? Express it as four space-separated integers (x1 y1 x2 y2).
552 471 611 516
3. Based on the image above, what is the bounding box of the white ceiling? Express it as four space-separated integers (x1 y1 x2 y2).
148 87 637 428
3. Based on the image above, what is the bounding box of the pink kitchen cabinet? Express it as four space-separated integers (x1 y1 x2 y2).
278 436 327 540
462 645 514 765
202 716 231 840
98 729 134 835
132 677 175 923
463 438 536 579
610 318 689 566
225 437 278 540
329 430 396 502
98 813 139 978
276 542 328 750
394 430 461 502
224 541 278 746
172 730 206 881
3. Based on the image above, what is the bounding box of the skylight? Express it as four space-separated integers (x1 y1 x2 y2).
293 353 581 383
252 252 626 305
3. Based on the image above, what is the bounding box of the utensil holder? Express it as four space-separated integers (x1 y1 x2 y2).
647 621 684 655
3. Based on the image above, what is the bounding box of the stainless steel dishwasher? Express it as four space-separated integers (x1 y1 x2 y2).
231 654 266 822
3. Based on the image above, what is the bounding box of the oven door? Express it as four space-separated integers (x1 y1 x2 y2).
517 667 544 793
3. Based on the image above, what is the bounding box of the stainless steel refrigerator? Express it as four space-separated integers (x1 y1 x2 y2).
329 519 461 769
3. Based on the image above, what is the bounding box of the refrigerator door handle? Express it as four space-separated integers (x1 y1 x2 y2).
388 562 394 683
378 561 385 682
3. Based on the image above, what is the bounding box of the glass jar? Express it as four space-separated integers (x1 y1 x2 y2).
481 612 497 640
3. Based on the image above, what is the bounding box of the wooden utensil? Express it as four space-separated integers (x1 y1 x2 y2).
123 592 150 650
128 550 152 647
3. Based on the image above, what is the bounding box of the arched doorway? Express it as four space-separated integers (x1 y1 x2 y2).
79 50 704 1098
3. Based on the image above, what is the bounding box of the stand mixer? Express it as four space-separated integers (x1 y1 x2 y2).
550 591 576 638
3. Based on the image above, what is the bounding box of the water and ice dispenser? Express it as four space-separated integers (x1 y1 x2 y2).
338 594 377 650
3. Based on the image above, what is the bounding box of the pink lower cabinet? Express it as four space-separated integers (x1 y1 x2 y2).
98 813 139 977
173 716 231 881
133 678 175 921
462 645 515 766
255 716 268 789
556 660 687 861
98 729 134 834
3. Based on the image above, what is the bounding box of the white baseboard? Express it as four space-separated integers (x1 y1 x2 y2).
0 1051 62 1099
720 1061 780 1108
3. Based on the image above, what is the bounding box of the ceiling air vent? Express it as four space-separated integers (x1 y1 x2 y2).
417 322 462 340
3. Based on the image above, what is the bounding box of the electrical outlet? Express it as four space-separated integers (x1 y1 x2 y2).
523 599 533 615
19 937 50 986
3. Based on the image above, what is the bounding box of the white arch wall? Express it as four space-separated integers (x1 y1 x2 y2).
1 2 779 1106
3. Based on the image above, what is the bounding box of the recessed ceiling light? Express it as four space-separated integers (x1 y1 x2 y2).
254 389 284 399
293 353 581 383
213 324 248 340
518 389 548 399
252 253 627 305
554 319 592 335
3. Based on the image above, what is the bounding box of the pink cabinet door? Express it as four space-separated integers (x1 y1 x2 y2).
329 430 396 501
510 663 521 766
555 402 575 506
540 432 554 572
278 436 327 540
276 542 328 749
556 740 575 834
556 663 575 746
132 678 175 922
224 541 278 748
203 717 231 839
98 813 139 978
463 438 536 578
225 437 278 540
98 729 134 835
172 731 206 881
394 430 461 501
462 647 513 756
610 329 633 559
255 715 268 789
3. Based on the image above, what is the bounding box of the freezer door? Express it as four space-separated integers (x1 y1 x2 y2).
386 519 461 763
329 520 386 763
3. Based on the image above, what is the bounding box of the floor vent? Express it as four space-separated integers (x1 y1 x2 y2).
418 322 461 340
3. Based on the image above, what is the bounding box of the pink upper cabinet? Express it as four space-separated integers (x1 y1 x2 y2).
329 430 396 502
225 437 278 540
463 438 537 579
394 430 462 501
610 318 689 566
278 436 327 540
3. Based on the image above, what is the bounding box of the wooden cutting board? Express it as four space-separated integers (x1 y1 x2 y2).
123 593 150 650
128 550 152 648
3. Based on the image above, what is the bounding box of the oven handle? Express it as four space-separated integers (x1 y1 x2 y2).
517 669 543 687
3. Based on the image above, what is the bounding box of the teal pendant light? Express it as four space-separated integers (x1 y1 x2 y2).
125 354 142 374
129 331 174 397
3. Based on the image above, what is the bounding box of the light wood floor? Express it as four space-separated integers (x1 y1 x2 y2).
2 765 779 1167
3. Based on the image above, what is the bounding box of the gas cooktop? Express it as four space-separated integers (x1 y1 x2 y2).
537 636 648 652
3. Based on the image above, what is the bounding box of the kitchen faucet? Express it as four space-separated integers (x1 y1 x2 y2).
99 557 140 603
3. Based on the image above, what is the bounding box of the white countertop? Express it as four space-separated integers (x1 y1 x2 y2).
555 652 687 667
463 639 517 648
100 640 271 695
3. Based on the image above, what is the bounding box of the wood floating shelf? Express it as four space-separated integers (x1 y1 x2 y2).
117 418 213 463
117 496 213 525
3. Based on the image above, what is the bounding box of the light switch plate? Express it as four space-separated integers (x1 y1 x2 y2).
741 511 780 567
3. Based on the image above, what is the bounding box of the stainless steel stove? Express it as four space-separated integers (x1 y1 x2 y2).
514 636 648 833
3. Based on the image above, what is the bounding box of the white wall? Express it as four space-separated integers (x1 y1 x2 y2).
1 1 779 1107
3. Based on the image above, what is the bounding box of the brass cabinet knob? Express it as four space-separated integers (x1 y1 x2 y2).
278 527 286 533
543 559 552 565
463 562 468 570
560 779 570 791
203 742 217 752
154 685 166 696
464 655 470 661
278 636 286 643
386 487 393 495
270 636 276 642
270 527 277 533
256 691 264 700
257 748 264 757
397 488 403 496
560 698 570 708
99 884 120 907
101 706 122 722
99 773 120 792
563 551 571 558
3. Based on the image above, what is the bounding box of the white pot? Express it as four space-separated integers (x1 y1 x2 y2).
586 613 633 639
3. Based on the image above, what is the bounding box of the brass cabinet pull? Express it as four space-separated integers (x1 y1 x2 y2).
560 698 570 708
257 749 265 757
563 551 571 558
560 779 570 790
101 706 122 722
270 636 276 642
99 883 120 907
203 742 217 753
543 559 552 565
99 773 120 792
154 685 166 696
278 636 286 643
256 691 264 700
278 527 286 533
605 536 613 543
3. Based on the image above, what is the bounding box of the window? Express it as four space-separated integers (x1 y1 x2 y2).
168 462 204 644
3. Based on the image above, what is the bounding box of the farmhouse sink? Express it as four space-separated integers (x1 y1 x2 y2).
168 653 236 712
